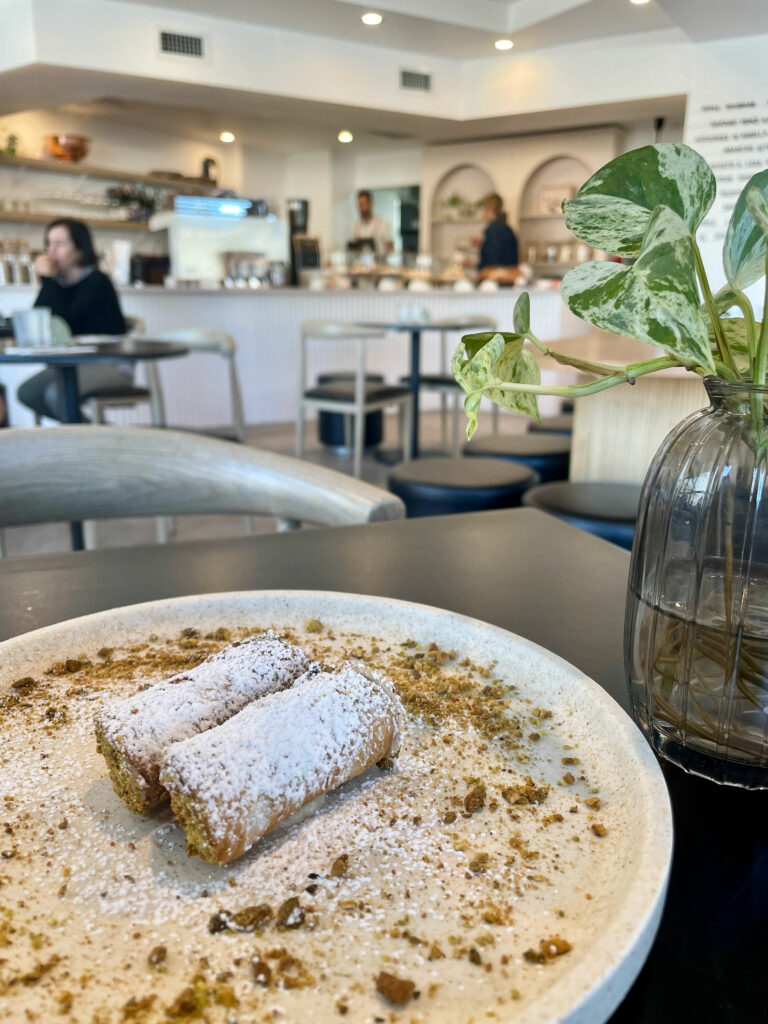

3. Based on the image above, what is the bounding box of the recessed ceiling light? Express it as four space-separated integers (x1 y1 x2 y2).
337 130 354 144
219 131 236 143
630 0 650 5
361 12 382 26
494 39 514 51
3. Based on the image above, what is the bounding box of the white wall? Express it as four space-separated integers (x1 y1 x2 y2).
621 118 685 154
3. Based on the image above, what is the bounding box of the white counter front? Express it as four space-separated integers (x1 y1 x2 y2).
0 286 587 429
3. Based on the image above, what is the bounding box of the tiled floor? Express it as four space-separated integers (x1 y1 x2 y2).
1 409 529 557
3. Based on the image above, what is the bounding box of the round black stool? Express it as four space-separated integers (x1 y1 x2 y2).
529 413 574 436
388 457 538 518
522 481 642 549
463 433 571 483
316 373 384 450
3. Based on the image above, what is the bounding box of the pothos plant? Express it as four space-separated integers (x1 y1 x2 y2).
452 143 768 436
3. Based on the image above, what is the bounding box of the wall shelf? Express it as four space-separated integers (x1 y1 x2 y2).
0 210 149 231
431 218 484 226
0 154 213 192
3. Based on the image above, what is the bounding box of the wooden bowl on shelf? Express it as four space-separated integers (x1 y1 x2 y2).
42 135 91 163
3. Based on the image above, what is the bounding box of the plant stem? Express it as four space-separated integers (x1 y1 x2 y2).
693 238 739 375
466 357 677 402
753 249 768 387
729 288 758 364
530 332 677 378
525 330 549 355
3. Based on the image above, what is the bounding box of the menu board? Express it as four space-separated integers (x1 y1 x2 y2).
684 61 768 311
685 96 768 250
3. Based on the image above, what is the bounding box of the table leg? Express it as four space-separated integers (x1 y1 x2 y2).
59 365 82 424
409 330 421 459
58 365 85 550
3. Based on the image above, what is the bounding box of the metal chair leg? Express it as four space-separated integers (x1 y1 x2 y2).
440 393 448 448
295 406 306 458
353 410 364 479
82 520 98 550
401 398 412 463
452 390 463 455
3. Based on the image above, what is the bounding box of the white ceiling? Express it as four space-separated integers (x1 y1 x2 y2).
116 0 678 59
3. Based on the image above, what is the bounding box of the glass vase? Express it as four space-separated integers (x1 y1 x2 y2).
625 378 768 788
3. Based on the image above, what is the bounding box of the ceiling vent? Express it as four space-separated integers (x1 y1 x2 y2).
400 69 431 92
159 31 204 58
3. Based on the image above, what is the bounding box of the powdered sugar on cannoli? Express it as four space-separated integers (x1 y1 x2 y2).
160 665 404 863
94 633 309 812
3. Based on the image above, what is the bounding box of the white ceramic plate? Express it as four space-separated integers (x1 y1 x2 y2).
0 591 671 1024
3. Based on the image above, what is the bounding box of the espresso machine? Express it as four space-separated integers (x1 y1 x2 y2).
287 199 320 285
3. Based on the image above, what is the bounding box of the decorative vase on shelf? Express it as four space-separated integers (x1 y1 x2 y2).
625 378 768 789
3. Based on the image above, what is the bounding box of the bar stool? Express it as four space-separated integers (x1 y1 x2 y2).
462 433 571 483
529 413 574 436
400 314 498 454
297 320 412 479
522 482 642 549
388 456 537 517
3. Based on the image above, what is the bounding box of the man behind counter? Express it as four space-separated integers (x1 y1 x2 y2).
351 190 393 258
478 193 519 272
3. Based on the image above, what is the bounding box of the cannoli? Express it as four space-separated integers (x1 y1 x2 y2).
159 666 404 864
95 634 309 814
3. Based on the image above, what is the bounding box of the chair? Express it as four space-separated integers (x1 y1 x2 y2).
388 456 537 518
400 315 498 455
0 426 405 550
144 327 246 443
296 320 412 479
80 316 168 427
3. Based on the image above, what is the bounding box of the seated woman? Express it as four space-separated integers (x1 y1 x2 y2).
17 219 131 422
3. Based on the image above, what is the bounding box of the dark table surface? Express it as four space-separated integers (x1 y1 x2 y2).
0 507 764 1024
0 337 188 364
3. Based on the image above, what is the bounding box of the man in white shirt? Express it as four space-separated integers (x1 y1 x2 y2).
351 190 393 258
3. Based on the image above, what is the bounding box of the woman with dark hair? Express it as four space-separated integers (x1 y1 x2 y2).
477 193 519 272
18 219 129 421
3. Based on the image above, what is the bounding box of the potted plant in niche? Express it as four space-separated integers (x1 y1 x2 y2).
452 143 768 789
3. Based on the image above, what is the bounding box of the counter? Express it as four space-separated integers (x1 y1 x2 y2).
0 286 586 429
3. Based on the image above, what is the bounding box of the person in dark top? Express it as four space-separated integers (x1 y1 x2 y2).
17 219 130 422
477 193 519 272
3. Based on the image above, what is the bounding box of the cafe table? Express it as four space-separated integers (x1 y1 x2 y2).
360 317 491 459
0 508 763 1023
0 336 188 549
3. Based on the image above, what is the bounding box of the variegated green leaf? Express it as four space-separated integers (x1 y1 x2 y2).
724 171 768 290
453 333 540 437
486 345 541 423
460 330 522 360
563 144 716 257
746 187 768 237
513 292 530 335
463 392 483 440
561 205 714 371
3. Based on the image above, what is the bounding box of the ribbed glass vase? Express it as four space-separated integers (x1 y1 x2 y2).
625 378 768 789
